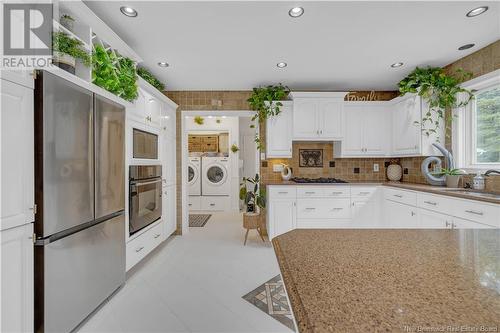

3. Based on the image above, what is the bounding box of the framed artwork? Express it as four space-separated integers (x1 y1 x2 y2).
299 149 323 167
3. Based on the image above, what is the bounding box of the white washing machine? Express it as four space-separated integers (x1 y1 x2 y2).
202 156 230 196
188 156 201 196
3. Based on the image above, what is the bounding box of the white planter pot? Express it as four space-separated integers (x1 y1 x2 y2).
52 51 76 74
445 175 461 188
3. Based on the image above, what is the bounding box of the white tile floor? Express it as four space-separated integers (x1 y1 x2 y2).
78 212 293 333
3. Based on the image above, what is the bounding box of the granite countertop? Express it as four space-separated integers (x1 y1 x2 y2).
273 229 500 333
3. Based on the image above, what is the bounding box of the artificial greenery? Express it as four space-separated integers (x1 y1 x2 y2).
432 168 463 176
247 84 290 150
60 14 74 31
92 44 138 102
230 144 239 153
137 67 165 91
398 67 473 140
194 116 204 125
52 31 91 66
239 174 265 213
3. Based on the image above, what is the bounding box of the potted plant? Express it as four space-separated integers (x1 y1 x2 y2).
239 174 265 214
398 67 473 141
433 168 464 188
52 31 91 74
60 14 75 32
194 116 204 125
137 67 165 91
247 84 290 150
230 144 239 153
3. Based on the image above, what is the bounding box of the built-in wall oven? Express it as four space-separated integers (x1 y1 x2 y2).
129 165 162 235
133 128 158 159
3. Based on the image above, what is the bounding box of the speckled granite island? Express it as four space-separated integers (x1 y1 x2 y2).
273 229 500 333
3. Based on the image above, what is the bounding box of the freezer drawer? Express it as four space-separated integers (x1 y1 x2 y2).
40 214 125 333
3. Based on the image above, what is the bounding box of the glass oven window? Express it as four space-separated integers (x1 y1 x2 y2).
129 179 162 234
133 128 158 159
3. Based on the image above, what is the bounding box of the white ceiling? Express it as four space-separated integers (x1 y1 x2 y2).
85 1 500 91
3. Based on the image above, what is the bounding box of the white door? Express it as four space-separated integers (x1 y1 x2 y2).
266 103 292 157
392 97 420 155
270 200 295 239
292 99 318 139
1 79 35 231
1 223 34 333
342 107 364 156
417 209 450 228
364 108 389 156
318 99 343 139
384 200 418 228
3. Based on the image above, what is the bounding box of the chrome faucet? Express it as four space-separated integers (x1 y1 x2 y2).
484 170 500 176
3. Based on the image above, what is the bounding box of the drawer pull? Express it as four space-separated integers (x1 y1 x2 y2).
424 201 437 206
358 192 370 195
305 207 316 210
278 191 289 194
135 246 144 253
393 194 403 198
331 208 343 211
305 192 316 194
154 234 161 239
465 210 484 216
210 203 216 206
330 192 343 195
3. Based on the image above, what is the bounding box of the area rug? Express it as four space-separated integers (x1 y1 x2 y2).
242 275 295 332
188 214 212 227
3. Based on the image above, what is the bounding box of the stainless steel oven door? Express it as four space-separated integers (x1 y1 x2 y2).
129 177 162 235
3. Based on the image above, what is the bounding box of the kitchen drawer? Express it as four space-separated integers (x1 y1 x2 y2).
384 188 417 206
149 221 164 247
268 186 296 199
297 187 324 198
351 186 378 199
453 200 499 227
323 187 350 198
126 222 160 270
417 192 453 216
297 218 352 229
188 196 201 210
297 199 351 219
201 196 230 211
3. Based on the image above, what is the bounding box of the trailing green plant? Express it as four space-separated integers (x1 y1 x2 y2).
92 44 138 102
193 116 204 125
52 31 91 66
230 144 239 153
137 67 165 91
247 84 290 150
239 174 265 213
432 168 463 176
398 66 473 140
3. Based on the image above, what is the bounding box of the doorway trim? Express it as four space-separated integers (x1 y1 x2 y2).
180 110 259 235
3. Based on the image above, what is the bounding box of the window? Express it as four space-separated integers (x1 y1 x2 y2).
453 70 500 171
473 86 500 164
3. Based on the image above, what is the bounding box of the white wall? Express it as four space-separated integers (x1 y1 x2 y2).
239 117 257 180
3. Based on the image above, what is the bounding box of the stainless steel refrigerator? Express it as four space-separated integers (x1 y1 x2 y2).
34 71 125 333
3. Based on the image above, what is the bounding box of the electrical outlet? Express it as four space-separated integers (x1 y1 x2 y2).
273 164 284 172
373 163 379 172
260 153 266 160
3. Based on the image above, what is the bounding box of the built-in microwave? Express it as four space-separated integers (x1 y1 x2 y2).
133 128 158 159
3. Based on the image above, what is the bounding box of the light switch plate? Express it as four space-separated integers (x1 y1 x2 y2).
373 163 379 172
260 153 266 160
273 164 284 172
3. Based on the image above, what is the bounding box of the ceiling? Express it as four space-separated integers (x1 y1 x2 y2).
85 1 500 91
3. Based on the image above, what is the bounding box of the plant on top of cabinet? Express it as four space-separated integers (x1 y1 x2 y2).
60 14 75 32
52 31 91 74
137 67 165 91
239 174 266 213
92 44 138 102
247 84 290 150
398 67 473 141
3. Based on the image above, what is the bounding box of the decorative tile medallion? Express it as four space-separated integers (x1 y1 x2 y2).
299 149 323 167
188 214 211 227
242 275 295 331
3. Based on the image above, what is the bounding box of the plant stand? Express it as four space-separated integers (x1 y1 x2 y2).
243 212 265 245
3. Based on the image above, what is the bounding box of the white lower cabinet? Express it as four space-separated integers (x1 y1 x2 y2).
1 223 34 333
267 199 296 239
126 221 164 271
384 199 419 228
417 208 451 229
164 184 177 238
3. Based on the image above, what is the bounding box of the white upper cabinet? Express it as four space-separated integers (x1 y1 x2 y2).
390 95 443 156
341 103 389 157
266 101 293 158
291 92 348 141
0 70 34 89
146 96 162 128
1 79 35 231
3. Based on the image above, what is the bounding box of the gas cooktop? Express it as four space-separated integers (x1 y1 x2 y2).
290 177 348 184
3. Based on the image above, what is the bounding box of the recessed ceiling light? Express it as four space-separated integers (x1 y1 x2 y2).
288 7 304 18
390 62 404 68
458 43 475 50
158 62 169 67
277 62 287 68
466 6 488 17
120 6 137 17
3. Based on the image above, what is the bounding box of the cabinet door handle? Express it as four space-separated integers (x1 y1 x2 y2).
154 234 161 239
331 207 343 211
135 246 144 253
278 191 289 194
210 203 216 206
393 194 403 198
305 191 316 194
465 210 483 216
330 191 343 195
358 192 370 195
424 201 437 206
411 211 416 216
305 207 316 210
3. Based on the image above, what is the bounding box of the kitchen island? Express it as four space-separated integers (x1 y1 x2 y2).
272 229 500 333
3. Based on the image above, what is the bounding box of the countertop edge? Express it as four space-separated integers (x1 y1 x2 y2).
272 237 311 333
